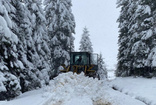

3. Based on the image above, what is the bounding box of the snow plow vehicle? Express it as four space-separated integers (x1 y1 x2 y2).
60 52 98 77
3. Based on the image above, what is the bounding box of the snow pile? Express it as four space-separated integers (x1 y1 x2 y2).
109 77 156 105
42 72 145 105
42 72 111 105
0 73 146 105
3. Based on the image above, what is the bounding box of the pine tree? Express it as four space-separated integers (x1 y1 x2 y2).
13 0 42 91
117 0 156 77
97 53 107 80
117 0 135 76
130 0 152 76
0 0 21 100
44 0 75 76
6 0 44 91
145 0 156 77
25 0 51 86
79 27 93 53
9 0 37 92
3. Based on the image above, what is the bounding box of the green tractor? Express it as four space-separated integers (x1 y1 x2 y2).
61 52 98 77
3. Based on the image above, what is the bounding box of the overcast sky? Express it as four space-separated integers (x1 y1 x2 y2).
72 0 120 70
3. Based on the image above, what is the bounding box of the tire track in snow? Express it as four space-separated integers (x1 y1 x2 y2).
111 86 148 105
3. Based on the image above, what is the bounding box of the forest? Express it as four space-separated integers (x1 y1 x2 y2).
0 0 107 100
0 0 156 101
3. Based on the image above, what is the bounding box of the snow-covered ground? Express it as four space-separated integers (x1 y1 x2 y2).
109 77 156 105
107 70 116 80
0 73 150 105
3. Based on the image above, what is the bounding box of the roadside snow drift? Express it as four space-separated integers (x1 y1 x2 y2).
109 77 156 105
0 72 146 105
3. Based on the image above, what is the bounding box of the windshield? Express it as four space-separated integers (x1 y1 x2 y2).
70 53 89 65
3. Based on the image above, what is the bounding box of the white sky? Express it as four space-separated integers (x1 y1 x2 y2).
72 0 120 70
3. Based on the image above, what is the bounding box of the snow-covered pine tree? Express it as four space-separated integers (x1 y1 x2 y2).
25 0 51 86
129 0 152 77
117 0 135 77
97 53 107 80
145 0 156 77
9 0 36 92
9 0 28 92
44 0 75 76
79 27 93 53
8 0 51 93
0 0 21 100
117 0 156 77
7 0 43 91
12 0 42 91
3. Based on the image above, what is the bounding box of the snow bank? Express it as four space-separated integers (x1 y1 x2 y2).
42 72 145 105
0 73 146 105
109 77 156 105
42 72 111 105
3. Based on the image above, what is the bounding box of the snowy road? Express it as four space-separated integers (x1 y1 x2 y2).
0 73 149 105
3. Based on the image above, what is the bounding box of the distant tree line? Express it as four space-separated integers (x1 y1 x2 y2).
117 0 156 77
0 0 75 100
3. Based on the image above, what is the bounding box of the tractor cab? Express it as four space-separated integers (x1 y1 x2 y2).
61 52 98 77
70 52 90 65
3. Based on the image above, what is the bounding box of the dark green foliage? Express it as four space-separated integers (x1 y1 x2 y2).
117 0 156 77
44 0 75 76
0 0 58 100
1 0 75 100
